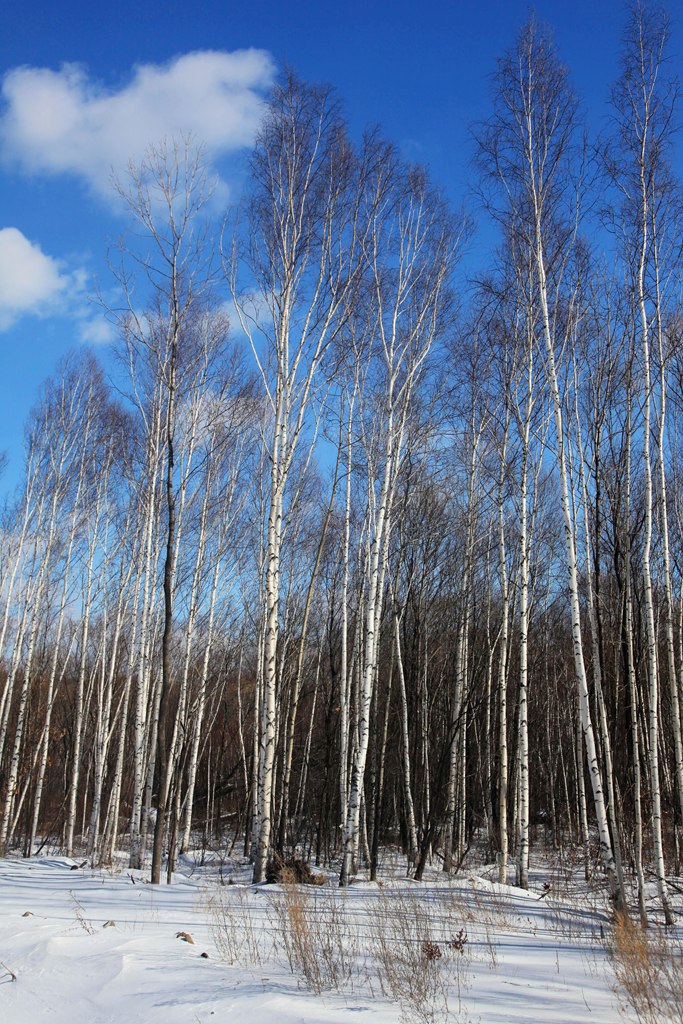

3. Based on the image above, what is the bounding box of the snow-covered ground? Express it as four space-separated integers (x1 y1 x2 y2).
0 850 666 1023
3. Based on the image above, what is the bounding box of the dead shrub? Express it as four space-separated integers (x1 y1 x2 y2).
265 853 325 885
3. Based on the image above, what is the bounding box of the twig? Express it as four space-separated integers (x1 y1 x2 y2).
1 961 17 982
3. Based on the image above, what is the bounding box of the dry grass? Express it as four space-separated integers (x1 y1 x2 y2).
208 873 474 1021
206 885 266 967
69 891 96 935
607 912 683 1024
266 867 359 993
448 881 505 969
368 887 471 1024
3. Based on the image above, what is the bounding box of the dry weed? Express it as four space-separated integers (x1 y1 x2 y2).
456 883 502 969
69 891 95 935
206 886 267 966
607 912 683 1024
368 887 471 1024
0 960 17 982
267 869 359 993
209 874 473 1020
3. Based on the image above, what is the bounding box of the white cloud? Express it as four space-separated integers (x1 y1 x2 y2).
0 227 71 329
78 315 116 346
0 49 275 197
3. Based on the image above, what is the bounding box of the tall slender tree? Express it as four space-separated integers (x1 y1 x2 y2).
475 16 624 908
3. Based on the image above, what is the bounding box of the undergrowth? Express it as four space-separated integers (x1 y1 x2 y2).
208 874 474 1022
607 912 683 1024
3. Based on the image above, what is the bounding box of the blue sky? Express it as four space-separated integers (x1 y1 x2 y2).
0 0 679 497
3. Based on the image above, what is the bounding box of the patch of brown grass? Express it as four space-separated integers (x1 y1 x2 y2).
607 912 683 1024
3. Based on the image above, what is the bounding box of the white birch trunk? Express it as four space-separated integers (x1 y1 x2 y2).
535 243 620 903
496 413 510 884
392 598 419 869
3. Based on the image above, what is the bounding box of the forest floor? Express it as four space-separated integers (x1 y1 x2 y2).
0 845 680 1023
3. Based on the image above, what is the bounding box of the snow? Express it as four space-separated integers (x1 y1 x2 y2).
0 852 640 1023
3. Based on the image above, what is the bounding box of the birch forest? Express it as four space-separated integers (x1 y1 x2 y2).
2 6 683 919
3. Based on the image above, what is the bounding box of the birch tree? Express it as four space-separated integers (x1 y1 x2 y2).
230 75 363 883
606 1 681 922
111 140 219 881
339 155 460 885
475 17 623 908
0 356 104 853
